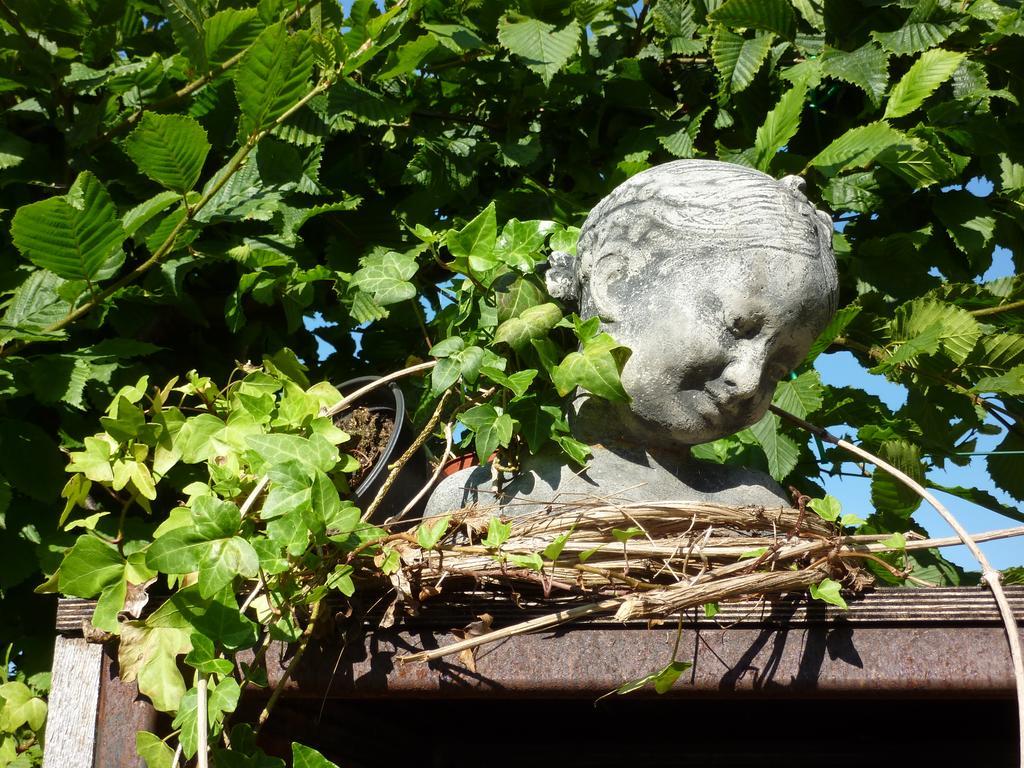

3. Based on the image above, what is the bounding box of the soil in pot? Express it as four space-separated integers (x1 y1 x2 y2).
334 406 395 488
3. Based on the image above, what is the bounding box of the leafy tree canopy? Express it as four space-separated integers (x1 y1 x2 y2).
1 0 1024 762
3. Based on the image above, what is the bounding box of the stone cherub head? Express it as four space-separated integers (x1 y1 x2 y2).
546 160 839 448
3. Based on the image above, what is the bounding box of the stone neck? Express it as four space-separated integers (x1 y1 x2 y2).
569 395 693 459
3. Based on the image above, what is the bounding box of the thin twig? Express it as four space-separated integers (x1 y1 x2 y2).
255 600 322 735
771 403 1024 764
326 361 437 417
361 389 452 522
970 299 1024 318
239 475 270 518
392 421 454 522
196 674 208 768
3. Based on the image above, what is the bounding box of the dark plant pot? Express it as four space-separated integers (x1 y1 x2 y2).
336 376 431 525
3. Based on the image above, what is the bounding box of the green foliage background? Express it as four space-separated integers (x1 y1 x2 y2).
1 0 1024 762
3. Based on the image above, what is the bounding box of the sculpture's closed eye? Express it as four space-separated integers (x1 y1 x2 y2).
728 315 762 340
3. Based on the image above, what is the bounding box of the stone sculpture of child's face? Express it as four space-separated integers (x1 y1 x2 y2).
551 161 838 447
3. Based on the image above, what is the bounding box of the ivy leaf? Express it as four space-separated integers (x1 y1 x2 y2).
58 535 125 597
198 537 259 598
710 0 795 39
246 433 339 474
884 48 965 119
446 202 497 276
146 527 210 573
481 517 511 548
809 578 848 609
551 333 631 402
497 17 579 86
192 495 241 540
506 552 543 571
136 732 175 768
234 23 313 136
11 171 125 282
416 515 450 550
493 303 562 351
0 681 47 732
350 251 418 305
808 495 842 522
124 113 211 194
754 82 807 171
933 192 996 264
293 743 342 768
459 404 515 461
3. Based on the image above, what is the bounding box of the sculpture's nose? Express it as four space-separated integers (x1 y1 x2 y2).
721 350 764 404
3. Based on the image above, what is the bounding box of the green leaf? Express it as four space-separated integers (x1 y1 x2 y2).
192 495 241 540
506 552 544 571
11 171 125 281
459 404 515 461
891 299 982 365
710 0 795 39
494 218 552 272
174 414 226 464
446 202 497 275
198 536 259 597
0 270 70 342
972 365 1024 396
493 303 562 350
928 482 1024 525
497 17 579 86
754 82 807 171
872 21 957 55
749 413 799 481
234 23 314 136
772 371 823 419
542 531 572 561
884 48 964 119
609 660 692 698
136 732 175 768
810 121 909 176
123 113 210 194
551 333 631 402
481 517 511 548
612 526 643 543
988 431 1024 503
146 527 209 573
293 743 342 768
808 495 841 522
93 578 127 632
58 535 125 598
416 515 450 550
870 440 925 516
204 7 262 66
160 0 208 70
820 43 890 106
0 681 47 732
350 251 418 306
246 433 339 474
809 578 848 609
711 28 774 93
933 192 996 263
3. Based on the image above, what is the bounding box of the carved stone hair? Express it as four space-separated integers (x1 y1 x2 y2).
546 160 838 317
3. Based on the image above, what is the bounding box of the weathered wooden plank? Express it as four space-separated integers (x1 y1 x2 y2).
42 637 102 768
